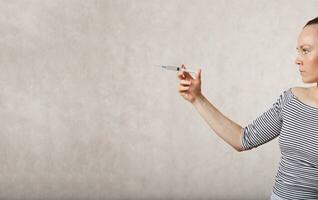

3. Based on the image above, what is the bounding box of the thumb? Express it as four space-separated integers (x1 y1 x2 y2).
195 69 201 80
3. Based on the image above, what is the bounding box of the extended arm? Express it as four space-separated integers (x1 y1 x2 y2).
192 94 244 152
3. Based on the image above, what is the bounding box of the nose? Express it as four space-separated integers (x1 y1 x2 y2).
294 56 303 66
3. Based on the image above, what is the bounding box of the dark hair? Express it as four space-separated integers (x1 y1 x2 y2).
304 16 318 28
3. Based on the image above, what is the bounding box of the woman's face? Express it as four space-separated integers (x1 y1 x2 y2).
295 24 318 84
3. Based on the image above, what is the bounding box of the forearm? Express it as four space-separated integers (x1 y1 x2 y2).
192 94 244 152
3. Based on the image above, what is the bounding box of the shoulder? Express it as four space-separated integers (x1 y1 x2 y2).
274 87 301 107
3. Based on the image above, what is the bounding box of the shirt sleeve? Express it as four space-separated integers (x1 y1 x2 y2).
241 90 288 151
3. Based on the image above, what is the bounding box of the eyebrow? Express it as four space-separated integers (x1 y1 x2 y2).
296 44 312 50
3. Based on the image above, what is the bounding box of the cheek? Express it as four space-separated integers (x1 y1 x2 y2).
314 56 318 68
309 53 318 68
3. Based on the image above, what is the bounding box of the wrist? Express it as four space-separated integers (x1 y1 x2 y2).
192 93 205 106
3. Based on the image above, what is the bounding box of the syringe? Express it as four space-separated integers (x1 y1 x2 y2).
155 65 196 74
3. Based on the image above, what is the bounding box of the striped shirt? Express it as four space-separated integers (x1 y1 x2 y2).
241 87 318 200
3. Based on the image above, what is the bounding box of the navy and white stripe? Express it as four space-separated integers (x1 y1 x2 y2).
241 87 318 200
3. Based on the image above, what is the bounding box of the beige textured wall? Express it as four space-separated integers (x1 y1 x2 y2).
1 0 317 199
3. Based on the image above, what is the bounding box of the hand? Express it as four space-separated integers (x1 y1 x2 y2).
177 64 202 103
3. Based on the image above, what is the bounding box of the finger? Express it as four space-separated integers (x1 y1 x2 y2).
180 80 191 86
178 64 186 79
180 92 190 100
182 71 193 80
180 64 193 80
179 85 190 92
195 69 201 80
177 71 185 80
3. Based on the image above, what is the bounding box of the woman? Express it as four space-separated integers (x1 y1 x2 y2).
177 16 318 200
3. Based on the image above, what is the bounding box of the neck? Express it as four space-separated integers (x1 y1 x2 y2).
310 85 318 97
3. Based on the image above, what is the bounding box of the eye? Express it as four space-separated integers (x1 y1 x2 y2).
303 49 310 54
298 48 310 55
296 48 311 55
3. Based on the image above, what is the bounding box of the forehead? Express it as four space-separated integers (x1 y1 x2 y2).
297 25 318 47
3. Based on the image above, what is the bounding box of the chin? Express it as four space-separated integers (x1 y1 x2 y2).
302 78 318 84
